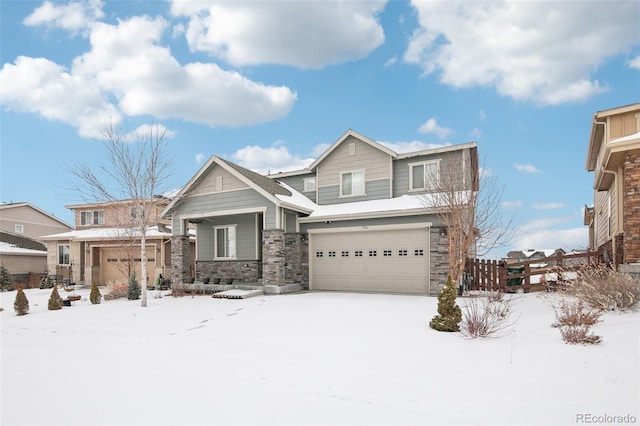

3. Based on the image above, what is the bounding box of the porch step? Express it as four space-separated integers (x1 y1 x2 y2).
212 289 264 299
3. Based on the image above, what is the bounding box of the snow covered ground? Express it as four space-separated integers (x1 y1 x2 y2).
1 288 638 426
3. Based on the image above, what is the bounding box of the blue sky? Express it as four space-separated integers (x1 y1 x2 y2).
1 0 639 257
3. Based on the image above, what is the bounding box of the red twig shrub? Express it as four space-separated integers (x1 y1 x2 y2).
553 299 602 345
563 263 640 310
104 283 128 300
461 291 517 338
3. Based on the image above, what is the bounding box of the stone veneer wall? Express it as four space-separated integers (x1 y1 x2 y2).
171 235 190 288
284 233 308 287
623 151 640 264
429 227 450 295
262 229 285 286
196 260 261 283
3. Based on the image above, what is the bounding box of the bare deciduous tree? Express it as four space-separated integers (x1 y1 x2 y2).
422 151 513 286
69 122 172 307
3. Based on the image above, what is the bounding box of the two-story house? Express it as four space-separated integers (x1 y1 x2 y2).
585 103 640 274
41 198 195 286
163 129 479 295
0 202 72 287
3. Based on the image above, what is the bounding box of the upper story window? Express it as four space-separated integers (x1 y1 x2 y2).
303 177 316 192
80 210 105 226
409 160 440 191
340 170 365 197
58 244 70 265
14 224 24 233
130 206 144 222
214 225 236 260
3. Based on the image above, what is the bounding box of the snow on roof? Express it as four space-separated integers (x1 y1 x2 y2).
276 182 465 221
41 225 192 241
0 241 46 256
610 131 640 144
521 249 559 258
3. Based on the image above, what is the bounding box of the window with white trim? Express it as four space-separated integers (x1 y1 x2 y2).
14 224 24 233
303 177 316 192
214 225 236 259
340 170 365 197
58 244 70 265
80 210 105 225
410 160 440 191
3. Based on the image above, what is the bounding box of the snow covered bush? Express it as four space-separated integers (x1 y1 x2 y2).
90 282 102 305
127 273 140 301
48 286 63 310
553 299 602 345
461 291 517 338
104 283 128 300
564 264 640 310
430 275 462 332
14 288 29 316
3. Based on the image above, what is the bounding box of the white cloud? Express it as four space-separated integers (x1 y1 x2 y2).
417 117 452 139
232 142 314 175
170 1 386 69
195 153 206 165
384 56 398 67
502 200 523 210
24 0 104 33
124 123 175 142
1 13 297 137
469 128 482 139
514 163 540 173
380 140 448 154
532 202 566 210
478 109 487 121
405 1 640 105
628 55 640 70
0 56 120 138
512 227 588 252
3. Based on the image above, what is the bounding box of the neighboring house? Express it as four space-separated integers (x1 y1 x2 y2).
0 231 47 288
41 198 195 286
505 249 566 265
585 103 640 274
163 129 478 295
0 202 72 287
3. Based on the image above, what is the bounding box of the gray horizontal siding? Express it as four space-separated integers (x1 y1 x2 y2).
318 179 390 205
173 188 278 229
196 213 259 261
393 151 468 197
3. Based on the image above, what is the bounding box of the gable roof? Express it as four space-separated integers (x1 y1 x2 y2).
586 102 640 171
162 155 294 217
0 202 72 229
308 129 398 170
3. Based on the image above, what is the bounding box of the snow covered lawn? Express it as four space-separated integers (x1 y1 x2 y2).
1 288 638 425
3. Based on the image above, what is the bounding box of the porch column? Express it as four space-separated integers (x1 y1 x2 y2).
171 235 190 288
262 229 285 286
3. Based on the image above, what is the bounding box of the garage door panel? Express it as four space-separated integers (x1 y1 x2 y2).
311 227 430 294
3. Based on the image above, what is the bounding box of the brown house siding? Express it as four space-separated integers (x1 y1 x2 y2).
623 151 640 264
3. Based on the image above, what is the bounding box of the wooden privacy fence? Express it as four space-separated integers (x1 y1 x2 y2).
465 249 604 293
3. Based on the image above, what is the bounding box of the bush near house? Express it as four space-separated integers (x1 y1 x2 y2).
430 275 462 332
48 286 63 310
563 263 640 310
14 288 29 316
0 265 11 292
90 282 102 304
104 283 128 300
553 299 602 345
127 273 140 301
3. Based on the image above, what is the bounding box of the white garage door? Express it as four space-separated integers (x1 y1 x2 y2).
309 224 430 294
